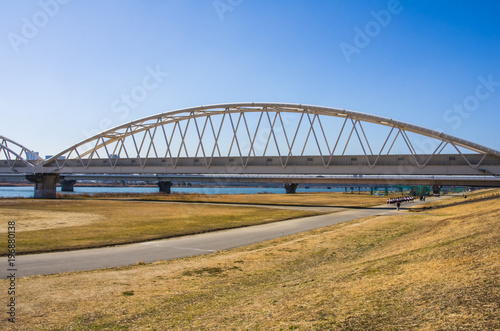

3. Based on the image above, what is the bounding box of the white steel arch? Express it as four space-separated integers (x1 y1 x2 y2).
43 103 500 174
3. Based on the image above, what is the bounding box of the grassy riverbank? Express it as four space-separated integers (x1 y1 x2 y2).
3 195 499 330
411 188 500 211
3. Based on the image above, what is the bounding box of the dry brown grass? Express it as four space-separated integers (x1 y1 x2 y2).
0 199 322 255
60 190 395 207
2 196 499 330
411 188 500 211
0 209 102 233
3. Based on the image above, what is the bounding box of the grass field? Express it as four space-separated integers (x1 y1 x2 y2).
2 195 498 330
0 199 323 255
59 191 394 207
0 192 394 255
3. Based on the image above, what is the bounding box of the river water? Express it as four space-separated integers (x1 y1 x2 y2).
0 186 366 198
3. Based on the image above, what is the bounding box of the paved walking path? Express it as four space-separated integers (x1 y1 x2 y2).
4 197 440 278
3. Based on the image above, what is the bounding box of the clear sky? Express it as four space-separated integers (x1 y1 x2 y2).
1 0 499 157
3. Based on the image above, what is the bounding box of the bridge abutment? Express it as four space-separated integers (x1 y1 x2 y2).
284 183 298 194
158 181 173 194
26 174 60 199
60 179 76 192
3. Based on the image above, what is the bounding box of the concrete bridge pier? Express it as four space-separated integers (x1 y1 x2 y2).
284 183 298 194
432 185 442 196
26 174 60 199
158 181 173 194
60 179 77 192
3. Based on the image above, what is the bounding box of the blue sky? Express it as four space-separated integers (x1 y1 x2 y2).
1 0 499 157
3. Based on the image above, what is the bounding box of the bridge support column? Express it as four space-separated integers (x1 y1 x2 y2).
26 174 60 199
432 185 442 197
60 179 76 192
158 181 173 194
284 183 298 194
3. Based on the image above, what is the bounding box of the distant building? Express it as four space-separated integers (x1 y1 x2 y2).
26 151 39 160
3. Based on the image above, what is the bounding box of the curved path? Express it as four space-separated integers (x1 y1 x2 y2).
5 198 438 278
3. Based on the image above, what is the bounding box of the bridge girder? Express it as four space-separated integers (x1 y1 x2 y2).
39 154 500 176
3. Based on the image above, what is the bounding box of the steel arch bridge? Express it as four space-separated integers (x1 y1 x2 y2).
2 103 500 198
0 135 43 171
